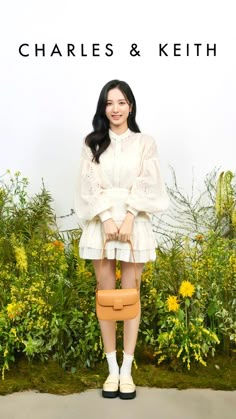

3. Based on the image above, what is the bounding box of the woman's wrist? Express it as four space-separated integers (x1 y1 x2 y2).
126 206 138 217
98 209 112 223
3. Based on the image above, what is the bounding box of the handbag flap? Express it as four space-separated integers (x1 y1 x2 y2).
97 288 139 308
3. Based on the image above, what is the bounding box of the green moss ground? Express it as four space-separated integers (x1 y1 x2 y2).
0 352 235 395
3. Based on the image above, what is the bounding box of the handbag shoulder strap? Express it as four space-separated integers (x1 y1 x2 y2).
96 239 139 291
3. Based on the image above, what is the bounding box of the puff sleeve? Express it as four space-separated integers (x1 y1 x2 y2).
125 136 170 216
74 142 112 228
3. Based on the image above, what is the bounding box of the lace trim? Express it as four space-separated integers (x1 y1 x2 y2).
134 179 152 195
83 162 101 195
109 128 131 141
143 140 157 160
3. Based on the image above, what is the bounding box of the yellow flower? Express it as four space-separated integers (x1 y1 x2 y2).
52 240 65 251
166 295 180 312
14 245 28 272
116 269 121 280
150 288 157 297
10 328 17 337
195 234 204 242
157 355 167 365
7 302 24 319
7 303 15 318
179 280 195 298
199 358 207 367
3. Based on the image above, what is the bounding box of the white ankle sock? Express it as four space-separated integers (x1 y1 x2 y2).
120 351 134 377
105 351 119 376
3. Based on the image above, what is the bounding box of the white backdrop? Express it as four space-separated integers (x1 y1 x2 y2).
0 0 235 230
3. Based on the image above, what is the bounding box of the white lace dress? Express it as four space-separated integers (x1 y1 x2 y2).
74 128 170 262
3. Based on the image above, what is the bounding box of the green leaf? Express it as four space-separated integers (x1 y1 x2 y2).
177 309 185 321
185 298 190 307
207 302 218 317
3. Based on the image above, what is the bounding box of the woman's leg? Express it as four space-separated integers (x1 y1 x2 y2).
93 258 119 397
121 261 144 355
92 258 116 353
119 260 144 398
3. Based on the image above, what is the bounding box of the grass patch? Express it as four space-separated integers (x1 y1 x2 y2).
0 352 236 395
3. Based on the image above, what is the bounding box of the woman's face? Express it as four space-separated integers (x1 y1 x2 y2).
105 88 132 131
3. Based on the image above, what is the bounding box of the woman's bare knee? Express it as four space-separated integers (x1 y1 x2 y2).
120 261 144 288
92 258 116 290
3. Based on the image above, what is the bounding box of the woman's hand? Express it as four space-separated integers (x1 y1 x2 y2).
118 212 135 242
102 218 119 241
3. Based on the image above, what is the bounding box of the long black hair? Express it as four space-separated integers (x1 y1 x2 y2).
85 79 140 163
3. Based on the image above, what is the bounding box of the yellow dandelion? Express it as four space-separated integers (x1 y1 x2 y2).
179 280 195 298
166 295 180 312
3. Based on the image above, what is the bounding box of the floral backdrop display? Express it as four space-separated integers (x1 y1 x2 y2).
0 169 235 379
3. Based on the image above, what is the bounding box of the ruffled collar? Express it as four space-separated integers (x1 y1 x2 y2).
109 128 131 141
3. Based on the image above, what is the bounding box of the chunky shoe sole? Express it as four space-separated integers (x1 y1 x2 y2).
119 376 136 400
102 389 119 398
102 375 119 398
119 390 136 400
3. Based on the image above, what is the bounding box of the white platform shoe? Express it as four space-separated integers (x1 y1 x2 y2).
119 375 136 399
102 374 119 398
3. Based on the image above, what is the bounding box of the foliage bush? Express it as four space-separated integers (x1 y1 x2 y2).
139 168 236 367
0 169 235 378
0 171 102 378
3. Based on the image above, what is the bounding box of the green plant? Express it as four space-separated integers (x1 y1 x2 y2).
0 168 235 378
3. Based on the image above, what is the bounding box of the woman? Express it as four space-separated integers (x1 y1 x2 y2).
74 79 170 399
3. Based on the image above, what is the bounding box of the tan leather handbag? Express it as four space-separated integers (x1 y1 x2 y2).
96 239 140 321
